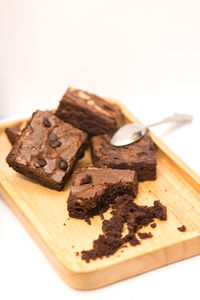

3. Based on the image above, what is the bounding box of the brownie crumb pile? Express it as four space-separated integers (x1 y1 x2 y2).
81 195 167 262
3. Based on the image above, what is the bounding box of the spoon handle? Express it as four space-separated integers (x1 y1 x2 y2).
146 113 193 128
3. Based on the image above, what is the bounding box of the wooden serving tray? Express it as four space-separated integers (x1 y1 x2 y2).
0 100 200 290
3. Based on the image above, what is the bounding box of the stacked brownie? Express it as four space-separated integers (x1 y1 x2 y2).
56 87 122 136
6 87 165 262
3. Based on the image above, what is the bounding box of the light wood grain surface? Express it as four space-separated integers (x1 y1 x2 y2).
0 101 200 290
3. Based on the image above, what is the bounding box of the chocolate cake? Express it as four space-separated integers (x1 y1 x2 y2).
6 110 88 190
56 87 122 135
67 166 138 219
91 133 157 181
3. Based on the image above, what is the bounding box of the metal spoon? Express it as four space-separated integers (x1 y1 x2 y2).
110 113 193 147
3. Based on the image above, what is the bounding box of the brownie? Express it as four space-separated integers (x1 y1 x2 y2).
56 87 122 136
91 133 157 181
81 195 167 262
6 110 88 190
5 120 27 145
67 166 138 219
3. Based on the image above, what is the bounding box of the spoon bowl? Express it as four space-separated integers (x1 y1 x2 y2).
110 123 146 146
110 113 193 147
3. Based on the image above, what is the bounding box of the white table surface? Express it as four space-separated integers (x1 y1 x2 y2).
0 1 200 299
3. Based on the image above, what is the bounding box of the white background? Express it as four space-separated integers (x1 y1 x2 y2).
0 1 200 299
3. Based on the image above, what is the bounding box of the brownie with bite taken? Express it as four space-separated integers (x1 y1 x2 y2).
67 166 138 219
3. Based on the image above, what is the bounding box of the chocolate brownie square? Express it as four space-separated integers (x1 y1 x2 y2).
91 134 157 181
56 87 122 135
6 110 88 190
5 120 27 145
67 166 138 219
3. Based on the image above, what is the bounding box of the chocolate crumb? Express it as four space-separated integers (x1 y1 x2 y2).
123 233 141 246
72 245 74 248
99 211 104 220
151 200 167 220
63 223 66 226
102 215 123 236
177 225 186 232
81 234 123 263
138 232 153 239
165 189 167 192
76 252 79 256
85 217 91 225
151 222 156 228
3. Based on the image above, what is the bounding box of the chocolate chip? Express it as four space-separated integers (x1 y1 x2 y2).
59 159 68 170
37 158 46 167
50 140 61 148
49 132 58 142
43 118 51 127
80 175 92 185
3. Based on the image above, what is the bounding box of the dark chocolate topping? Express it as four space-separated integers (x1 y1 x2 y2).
43 118 51 127
37 158 46 167
59 159 68 170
